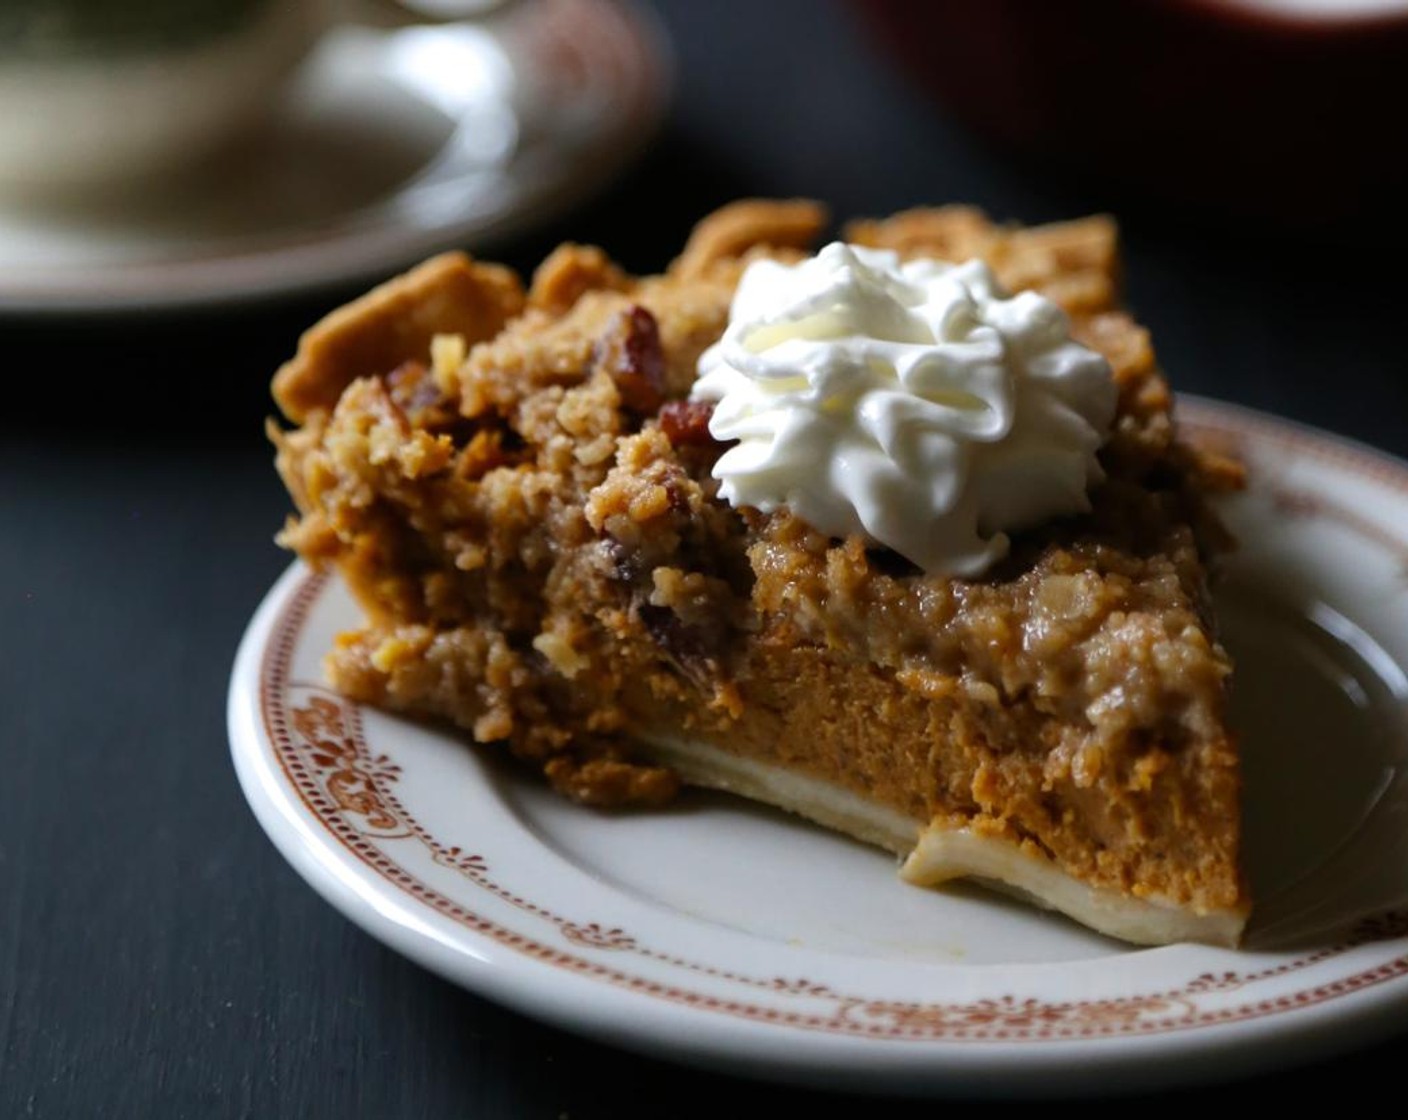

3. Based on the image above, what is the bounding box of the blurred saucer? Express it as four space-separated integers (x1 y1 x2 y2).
0 0 669 315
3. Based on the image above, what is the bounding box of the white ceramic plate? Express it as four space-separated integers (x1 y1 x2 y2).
0 0 667 315
229 397 1408 1096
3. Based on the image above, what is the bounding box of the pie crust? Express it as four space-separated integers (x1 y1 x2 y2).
270 199 1251 947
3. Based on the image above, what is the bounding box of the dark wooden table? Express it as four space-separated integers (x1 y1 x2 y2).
6 2 1408 1114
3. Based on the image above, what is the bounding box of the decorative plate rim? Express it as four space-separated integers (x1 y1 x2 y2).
229 394 1408 1094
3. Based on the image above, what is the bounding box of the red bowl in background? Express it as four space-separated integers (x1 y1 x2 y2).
854 0 1408 229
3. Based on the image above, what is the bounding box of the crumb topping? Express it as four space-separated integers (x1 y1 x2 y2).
271 199 1246 914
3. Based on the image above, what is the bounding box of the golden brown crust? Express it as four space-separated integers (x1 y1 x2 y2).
672 198 829 278
527 244 632 317
273 252 525 423
270 201 1249 935
846 208 1119 315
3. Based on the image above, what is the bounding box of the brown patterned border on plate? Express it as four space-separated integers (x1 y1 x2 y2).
258 402 1408 1044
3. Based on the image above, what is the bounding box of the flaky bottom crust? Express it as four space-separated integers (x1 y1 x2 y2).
640 731 1247 948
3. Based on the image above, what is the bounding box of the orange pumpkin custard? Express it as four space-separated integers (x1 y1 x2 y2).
270 200 1250 946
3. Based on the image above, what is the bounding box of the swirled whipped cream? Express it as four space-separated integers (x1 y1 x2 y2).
689 242 1117 576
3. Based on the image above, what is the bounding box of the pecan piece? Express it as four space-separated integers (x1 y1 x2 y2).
657 400 717 447
595 305 666 414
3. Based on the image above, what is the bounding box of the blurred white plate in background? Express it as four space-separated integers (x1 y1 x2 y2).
0 0 668 314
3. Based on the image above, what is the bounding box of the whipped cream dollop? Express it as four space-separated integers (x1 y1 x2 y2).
689 243 1118 576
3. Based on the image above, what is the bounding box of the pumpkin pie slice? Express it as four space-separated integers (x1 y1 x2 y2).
270 200 1250 947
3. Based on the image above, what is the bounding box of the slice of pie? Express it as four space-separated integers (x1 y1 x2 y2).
270 200 1250 947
